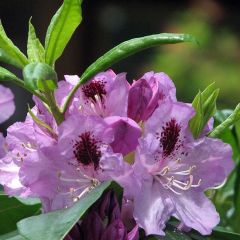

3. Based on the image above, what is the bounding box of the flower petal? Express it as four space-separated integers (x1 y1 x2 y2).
173 190 220 235
133 179 174 236
186 137 234 190
0 85 15 123
105 116 141 156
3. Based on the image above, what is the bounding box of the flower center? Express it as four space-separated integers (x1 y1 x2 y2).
82 80 106 103
153 158 201 195
73 131 101 169
160 118 181 157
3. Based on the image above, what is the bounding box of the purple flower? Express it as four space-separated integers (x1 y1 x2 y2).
0 85 15 124
105 116 141 156
0 85 15 159
19 114 133 211
132 101 234 236
78 70 129 118
53 71 129 119
65 189 139 240
127 72 176 122
0 114 56 197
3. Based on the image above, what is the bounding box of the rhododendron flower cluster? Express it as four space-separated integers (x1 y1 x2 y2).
0 71 234 237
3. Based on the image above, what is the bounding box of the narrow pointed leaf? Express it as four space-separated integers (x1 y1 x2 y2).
80 33 197 84
0 194 41 235
209 104 240 138
27 21 45 63
211 226 240 240
17 181 112 240
0 23 28 68
189 83 219 138
45 0 82 66
28 106 57 136
0 67 21 82
62 33 197 113
189 91 203 138
0 230 26 240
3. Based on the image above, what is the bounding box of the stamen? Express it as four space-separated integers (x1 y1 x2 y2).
160 166 170 176
154 162 201 195
174 165 196 175
164 184 182 195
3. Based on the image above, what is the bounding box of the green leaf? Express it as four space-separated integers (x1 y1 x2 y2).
28 106 57 136
16 197 41 206
80 33 197 84
211 226 240 240
62 33 197 114
189 91 203 138
0 194 41 235
45 0 82 66
17 181 111 240
0 23 28 68
23 63 57 91
0 67 21 82
0 66 47 102
189 82 219 138
0 230 26 240
146 229 192 240
209 104 240 138
148 232 192 240
27 20 45 63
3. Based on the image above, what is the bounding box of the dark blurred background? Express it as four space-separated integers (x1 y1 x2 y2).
0 0 240 133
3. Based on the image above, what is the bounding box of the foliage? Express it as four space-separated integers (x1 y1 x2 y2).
0 0 239 239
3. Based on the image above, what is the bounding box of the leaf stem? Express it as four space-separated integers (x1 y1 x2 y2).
3 76 47 103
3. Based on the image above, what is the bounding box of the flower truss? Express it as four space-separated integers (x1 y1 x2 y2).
0 71 234 238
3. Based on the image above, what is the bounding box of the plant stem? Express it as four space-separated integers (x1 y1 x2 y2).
42 82 64 125
61 77 82 114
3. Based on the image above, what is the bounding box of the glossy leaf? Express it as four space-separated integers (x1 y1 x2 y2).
209 104 240 138
0 194 41 235
189 82 219 138
23 63 57 91
0 231 26 240
0 67 21 82
0 23 28 68
45 0 82 66
62 33 197 113
16 197 41 206
211 226 240 240
27 20 45 63
80 33 197 84
147 231 192 240
212 110 240 232
28 106 57 136
17 181 112 240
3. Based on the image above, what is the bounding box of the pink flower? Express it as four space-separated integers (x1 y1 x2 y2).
132 101 234 236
